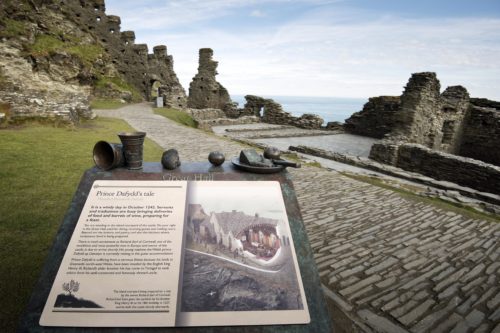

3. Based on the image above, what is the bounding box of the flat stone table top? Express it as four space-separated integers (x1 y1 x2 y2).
19 162 332 333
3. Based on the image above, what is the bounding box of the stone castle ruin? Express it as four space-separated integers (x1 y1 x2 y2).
58 0 187 107
345 72 500 194
0 0 186 123
185 49 326 130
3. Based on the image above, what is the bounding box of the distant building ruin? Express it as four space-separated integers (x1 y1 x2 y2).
187 48 231 110
344 72 500 194
345 72 500 167
229 95 323 129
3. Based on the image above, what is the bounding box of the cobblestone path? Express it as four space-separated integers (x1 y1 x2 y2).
97 104 500 333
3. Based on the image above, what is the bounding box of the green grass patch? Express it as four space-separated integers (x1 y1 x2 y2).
154 108 198 128
340 172 500 223
90 98 126 110
0 118 163 332
0 18 29 39
66 43 103 66
28 34 65 57
26 34 105 68
94 76 143 103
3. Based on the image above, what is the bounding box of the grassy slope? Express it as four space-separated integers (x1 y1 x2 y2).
153 108 198 128
0 118 163 331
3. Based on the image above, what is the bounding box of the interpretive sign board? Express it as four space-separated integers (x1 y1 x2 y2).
40 180 310 327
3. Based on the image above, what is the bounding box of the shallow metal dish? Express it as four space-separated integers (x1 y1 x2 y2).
231 157 285 174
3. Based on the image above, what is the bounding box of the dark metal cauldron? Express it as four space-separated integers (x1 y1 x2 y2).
92 141 124 170
118 132 146 170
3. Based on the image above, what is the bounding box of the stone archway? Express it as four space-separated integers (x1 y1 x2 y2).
150 80 161 99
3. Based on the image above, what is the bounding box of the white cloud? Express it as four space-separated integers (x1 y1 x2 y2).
250 9 266 17
105 1 500 100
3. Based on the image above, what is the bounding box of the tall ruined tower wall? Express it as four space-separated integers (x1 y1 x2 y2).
187 48 231 110
396 72 443 148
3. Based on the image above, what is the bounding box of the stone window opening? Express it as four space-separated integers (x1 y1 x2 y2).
96 16 101 22
199 86 203 90
94 6 99 11
110 29 115 34
206 97 210 101
443 106 456 113
441 120 456 144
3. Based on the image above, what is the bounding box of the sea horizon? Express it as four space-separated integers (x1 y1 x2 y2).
230 94 367 123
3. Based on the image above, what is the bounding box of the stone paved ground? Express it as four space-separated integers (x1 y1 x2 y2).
97 104 500 333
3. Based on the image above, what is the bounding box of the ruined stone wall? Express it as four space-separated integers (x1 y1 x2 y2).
366 73 500 168
0 1 97 122
62 0 187 106
396 144 500 195
396 72 443 148
344 96 400 138
460 106 500 166
187 48 231 110
439 86 470 154
238 95 323 129
0 0 186 124
241 95 267 117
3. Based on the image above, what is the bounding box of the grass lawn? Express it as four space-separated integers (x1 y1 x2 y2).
0 118 163 332
154 108 198 128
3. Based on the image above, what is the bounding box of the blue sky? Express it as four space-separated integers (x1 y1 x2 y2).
105 0 500 100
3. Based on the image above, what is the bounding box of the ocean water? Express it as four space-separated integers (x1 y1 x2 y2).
230 95 367 123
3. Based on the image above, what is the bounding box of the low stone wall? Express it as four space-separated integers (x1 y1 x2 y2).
0 91 94 123
369 140 401 165
196 116 259 131
374 143 500 195
289 144 500 206
187 108 226 121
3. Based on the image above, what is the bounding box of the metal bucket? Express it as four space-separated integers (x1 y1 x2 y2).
92 141 124 170
118 132 146 170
